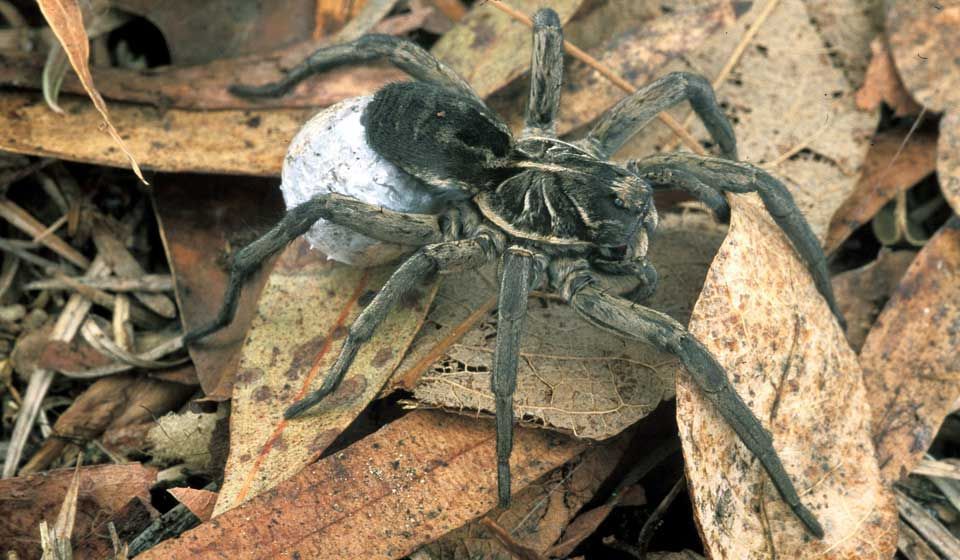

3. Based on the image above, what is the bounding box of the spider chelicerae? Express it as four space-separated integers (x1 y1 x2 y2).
184 8 843 538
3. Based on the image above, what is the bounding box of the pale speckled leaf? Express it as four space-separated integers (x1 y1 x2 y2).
213 239 435 515
617 0 874 240
431 0 585 98
887 0 960 113
802 0 885 86
861 219 960 484
938 111 960 215
408 211 727 440
679 195 897 558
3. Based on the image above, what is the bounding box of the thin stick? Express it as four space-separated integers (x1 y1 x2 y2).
0 199 89 268
486 0 706 156
637 475 686 556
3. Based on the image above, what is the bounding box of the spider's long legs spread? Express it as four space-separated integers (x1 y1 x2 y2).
492 248 539 507
183 193 445 345
523 9 563 137
230 34 477 101
581 72 737 160
566 281 825 538
629 153 844 326
285 236 497 419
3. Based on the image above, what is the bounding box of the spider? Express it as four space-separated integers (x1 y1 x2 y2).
184 8 843 538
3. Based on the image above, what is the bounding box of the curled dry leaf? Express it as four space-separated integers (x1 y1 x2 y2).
138 410 585 560
430 0 584 99
0 92 312 175
887 0 960 113
831 250 917 352
212 239 435 516
678 195 896 558
861 218 960 483
167 488 218 523
855 38 923 117
618 0 874 240
823 125 937 254
35 0 146 183
0 463 157 560
409 211 726 440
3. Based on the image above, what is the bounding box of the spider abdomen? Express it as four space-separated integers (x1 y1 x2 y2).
281 96 469 266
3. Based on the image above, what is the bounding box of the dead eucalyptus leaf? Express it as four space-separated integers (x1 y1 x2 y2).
138 411 585 560
35 0 146 183
0 92 312 175
855 37 923 117
212 239 435 516
618 0 874 240
938 111 960 215
861 218 960 483
678 195 896 558
824 125 937 254
887 0 960 113
167 488 218 522
409 211 726 440
803 0 885 86
832 250 917 352
430 0 584 99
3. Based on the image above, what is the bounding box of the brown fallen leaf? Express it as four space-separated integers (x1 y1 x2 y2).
138 410 585 560
0 92 312 175
855 37 923 117
167 488 218 523
0 463 157 560
430 0 585 99
824 125 937 254
804 0 885 87
887 0 960 113
831 249 917 352
678 195 896 557
938 111 960 215
18 373 194 474
212 239 435 515
409 211 726 440
154 175 285 399
618 0 875 240
35 0 145 183
861 217 960 483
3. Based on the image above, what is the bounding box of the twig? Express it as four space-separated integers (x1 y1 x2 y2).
486 0 705 156
896 487 960 559
25 274 175 293
637 476 686 556
0 199 89 268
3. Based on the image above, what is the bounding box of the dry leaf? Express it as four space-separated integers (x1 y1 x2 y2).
803 0 885 86
0 463 156 560
824 125 937 254
154 175 286 399
938 111 960 215
832 250 917 352
138 410 585 560
855 37 923 116
409 211 726 440
167 488 218 522
618 0 874 240
212 239 435 515
430 0 585 99
861 218 960 483
678 195 896 557
887 0 960 113
35 0 145 183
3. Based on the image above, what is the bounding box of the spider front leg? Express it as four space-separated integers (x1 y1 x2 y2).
230 34 477 101
285 235 499 419
523 9 564 137
565 277 824 538
491 247 541 506
581 72 737 160
182 193 445 345
629 153 844 326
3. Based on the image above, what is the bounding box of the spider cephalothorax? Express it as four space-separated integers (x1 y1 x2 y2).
185 8 843 539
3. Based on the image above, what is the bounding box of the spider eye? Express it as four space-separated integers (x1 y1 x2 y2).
613 197 626 209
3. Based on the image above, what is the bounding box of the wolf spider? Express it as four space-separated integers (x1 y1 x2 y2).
185 8 843 538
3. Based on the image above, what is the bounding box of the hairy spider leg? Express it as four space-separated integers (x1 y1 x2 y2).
566 278 825 538
629 154 844 327
580 72 737 160
285 235 499 419
491 248 541 506
523 9 564 137
229 34 478 101
183 193 444 344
